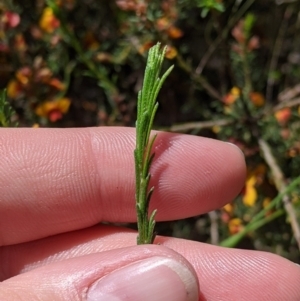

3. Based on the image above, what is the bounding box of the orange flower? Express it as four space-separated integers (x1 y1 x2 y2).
221 204 234 223
249 92 265 107
228 218 243 234
223 87 241 105
7 80 23 99
223 203 234 214
156 17 183 39
14 34 27 52
48 78 66 90
167 26 183 39
156 17 171 31
7 67 33 98
165 45 177 59
39 7 60 33
138 41 154 55
275 108 291 125
16 67 32 86
35 98 71 122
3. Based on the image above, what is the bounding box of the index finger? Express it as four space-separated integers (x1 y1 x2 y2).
0 127 246 245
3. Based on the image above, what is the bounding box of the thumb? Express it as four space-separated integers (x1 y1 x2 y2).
1 245 199 301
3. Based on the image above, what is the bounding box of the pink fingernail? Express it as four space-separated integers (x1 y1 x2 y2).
87 256 199 301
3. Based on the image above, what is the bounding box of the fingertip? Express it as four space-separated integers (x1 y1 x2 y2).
150 133 247 218
0 245 200 301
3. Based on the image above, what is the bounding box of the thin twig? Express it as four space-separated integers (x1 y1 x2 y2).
278 83 300 102
266 6 292 103
273 97 300 112
258 138 300 250
209 211 219 245
162 118 232 132
176 53 223 101
262 95 300 118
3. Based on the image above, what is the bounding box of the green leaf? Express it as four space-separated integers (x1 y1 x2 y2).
135 43 173 245
0 90 18 128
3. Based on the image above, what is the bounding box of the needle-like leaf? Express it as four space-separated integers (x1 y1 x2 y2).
135 43 174 245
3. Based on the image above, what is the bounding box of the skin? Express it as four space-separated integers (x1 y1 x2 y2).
0 127 299 300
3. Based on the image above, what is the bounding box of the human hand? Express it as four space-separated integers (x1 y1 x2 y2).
0 127 299 301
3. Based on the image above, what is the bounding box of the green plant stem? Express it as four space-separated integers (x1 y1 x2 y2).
175 53 223 101
259 138 300 250
135 43 173 245
220 209 284 248
220 175 300 248
0 90 18 127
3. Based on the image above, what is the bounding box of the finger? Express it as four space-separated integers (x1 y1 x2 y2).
0 127 245 245
1 225 299 301
0 245 199 301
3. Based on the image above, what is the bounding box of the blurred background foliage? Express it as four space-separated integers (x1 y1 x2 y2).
1 0 300 263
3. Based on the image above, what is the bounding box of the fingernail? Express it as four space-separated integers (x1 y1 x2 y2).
87 256 199 301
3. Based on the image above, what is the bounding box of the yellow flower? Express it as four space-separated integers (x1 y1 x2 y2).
230 87 241 97
243 175 257 207
39 7 60 33
242 164 266 207
165 45 177 59
35 98 71 122
7 79 23 99
223 86 241 105
212 125 221 133
223 203 234 214
228 218 243 234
